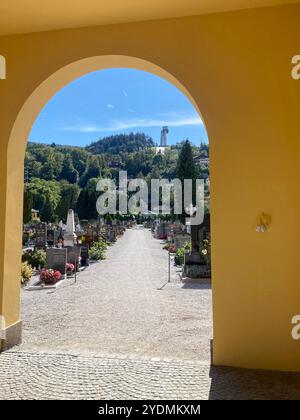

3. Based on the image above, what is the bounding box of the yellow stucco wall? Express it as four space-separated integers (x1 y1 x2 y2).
0 3 299 371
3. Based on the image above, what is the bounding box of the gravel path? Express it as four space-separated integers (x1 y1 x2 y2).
18 228 212 361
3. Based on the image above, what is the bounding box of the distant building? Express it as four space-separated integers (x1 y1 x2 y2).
194 156 210 166
31 209 40 221
160 126 169 147
109 161 121 169
155 146 166 155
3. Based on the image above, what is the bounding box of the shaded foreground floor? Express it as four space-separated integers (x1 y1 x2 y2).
2 228 300 400
1 351 300 400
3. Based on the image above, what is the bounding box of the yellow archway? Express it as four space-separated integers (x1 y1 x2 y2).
1 5 300 372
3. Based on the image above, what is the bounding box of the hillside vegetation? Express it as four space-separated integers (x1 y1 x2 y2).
24 133 209 223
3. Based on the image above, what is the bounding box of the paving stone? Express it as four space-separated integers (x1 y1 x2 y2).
1 351 300 400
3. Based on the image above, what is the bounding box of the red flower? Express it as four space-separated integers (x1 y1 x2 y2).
40 269 62 284
66 263 75 272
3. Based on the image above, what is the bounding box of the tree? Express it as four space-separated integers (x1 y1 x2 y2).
176 140 197 220
85 178 100 220
176 140 196 181
86 132 154 155
56 182 80 222
71 148 90 176
79 156 102 188
60 155 79 184
76 189 90 220
23 134 209 224
26 178 61 211
40 195 55 222
23 189 33 224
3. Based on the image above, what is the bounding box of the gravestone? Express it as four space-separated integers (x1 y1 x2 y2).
46 248 67 275
174 233 191 250
105 227 113 242
183 211 211 278
80 245 89 267
155 221 169 239
35 222 47 249
66 245 81 271
22 231 29 247
53 230 60 247
184 206 202 266
47 229 54 247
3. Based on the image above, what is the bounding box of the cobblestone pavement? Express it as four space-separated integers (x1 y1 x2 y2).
18 228 212 361
1 351 300 400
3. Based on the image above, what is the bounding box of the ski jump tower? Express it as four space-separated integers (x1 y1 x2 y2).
160 126 169 147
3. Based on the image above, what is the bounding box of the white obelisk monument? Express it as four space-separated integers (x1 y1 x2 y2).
64 209 77 247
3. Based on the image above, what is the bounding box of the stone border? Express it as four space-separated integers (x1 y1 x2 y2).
181 276 211 284
0 320 22 351
25 277 66 291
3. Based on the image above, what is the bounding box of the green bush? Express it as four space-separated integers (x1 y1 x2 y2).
22 249 46 269
21 262 35 286
174 241 191 266
89 240 108 261
174 247 185 265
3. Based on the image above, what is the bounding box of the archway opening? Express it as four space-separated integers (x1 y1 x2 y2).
7 56 212 363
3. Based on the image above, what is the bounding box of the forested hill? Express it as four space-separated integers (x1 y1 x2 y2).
86 133 154 154
24 133 209 223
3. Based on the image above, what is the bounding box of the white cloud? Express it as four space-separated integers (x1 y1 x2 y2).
61 112 203 133
106 104 114 108
123 91 128 97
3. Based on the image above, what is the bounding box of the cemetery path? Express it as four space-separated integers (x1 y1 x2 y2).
17 228 213 361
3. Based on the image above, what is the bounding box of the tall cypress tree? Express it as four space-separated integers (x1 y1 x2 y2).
76 189 90 220
176 140 196 181
40 195 54 223
176 140 196 220
23 189 33 224
56 183 79 222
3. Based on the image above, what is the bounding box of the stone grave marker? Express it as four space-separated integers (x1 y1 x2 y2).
46 248 67 275
66 245 81 271
35 222 47 249
80 245 89 267
53 229 60 247
174 233 191 250
47 229 54 247
22 231 29 246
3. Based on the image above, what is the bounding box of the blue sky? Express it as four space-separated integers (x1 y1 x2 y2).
30 68 208 147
